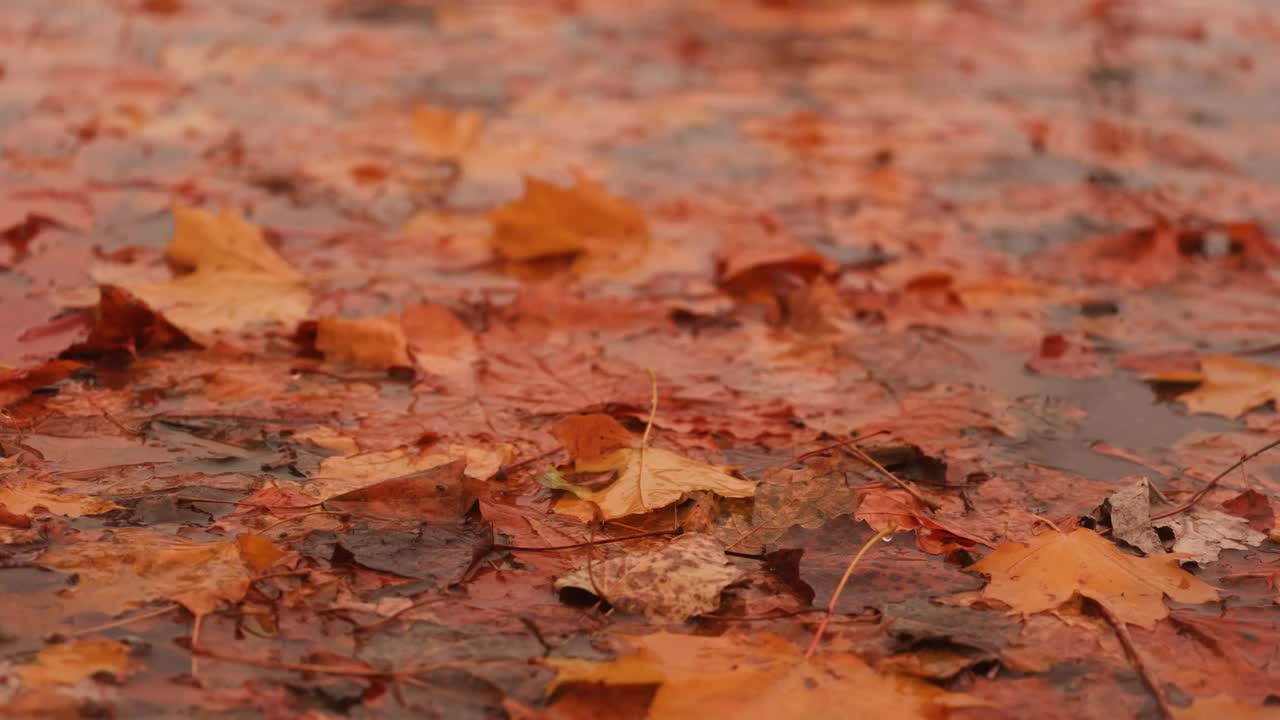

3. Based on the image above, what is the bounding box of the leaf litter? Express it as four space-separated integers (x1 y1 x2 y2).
2 1 1280 718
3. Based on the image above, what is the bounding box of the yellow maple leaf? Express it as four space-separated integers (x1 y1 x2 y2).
546 632 982 720
123 207 310 336
37 529 255 616
489 175 648 273
1171 355 1280 419
968 527 1218 628
19 640 132 688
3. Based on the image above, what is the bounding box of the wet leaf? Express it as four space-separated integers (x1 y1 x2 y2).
546 632 982 719
333 521 493 586
37 529 253 615
554 533 743 623
314 313 414 369
0 477 120 518
19 639 132 688
1173 696 1280 720
489 175 648 272
1096 477 1266 563
413 106 484 159
555 448 755 521
1159 355 1280 419
968 527 1219 628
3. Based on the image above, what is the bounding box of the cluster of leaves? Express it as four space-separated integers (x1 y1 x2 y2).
2 1 1280 718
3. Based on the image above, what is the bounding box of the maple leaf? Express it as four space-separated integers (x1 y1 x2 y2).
550 414 755 520
0 477 120 518
554 533 743 623
37 528 256 615
1157 355 1280 419
121 207 310 336
412 105 484 159
314 314 413 369
968 527 1218 628
18 639 132 688
308 442 512 500
489 175 649 272
546 632 982 719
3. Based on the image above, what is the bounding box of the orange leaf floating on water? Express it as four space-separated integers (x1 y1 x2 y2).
968 527 1218 628
1150 354 1280 419
546 632 983 720
489 175 649 272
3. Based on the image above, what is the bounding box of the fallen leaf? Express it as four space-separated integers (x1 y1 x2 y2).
550 414 756 520
1096 477 1266 563
489 175 648 272
37 529 254 615
1157 355 1280 419
0 477 120 518
121 207 310 336
309 443 511 499
556 448 755 521
314 314 413 369
413 105 484 159
554 533 743 623
1222 490 1276 533
1173 696 1280 720
62 285 191 357
330 521 493 586
19 639 132 688
164 206 302 282
546 632 981 719
327 459 472 521
236 533 286 573
968 527 1218 628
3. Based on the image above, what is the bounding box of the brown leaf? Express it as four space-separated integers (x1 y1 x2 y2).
554 448 755 521
62 286 191 357
552 413 635 467
328 459 471 522
1151 355 1280 419
332 521 493 586
0 477 120 518
554 533 743 623
1097 477 1266 563
968 527 1219 628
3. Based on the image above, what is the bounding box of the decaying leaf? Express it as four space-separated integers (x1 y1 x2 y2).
1152 355 1280 419
37 529 256 615
19 639 132 688
0 477 120 518
314 314 414 369
327 459 472 521
547 632 982 719
968 527 1218 628
1096 477 1266 563
489 175 649 272
554 533 743 623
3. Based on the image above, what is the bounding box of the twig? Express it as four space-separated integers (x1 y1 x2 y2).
803 525 896 659
67 603 179 637
493 529 678 552
842 445 941 511
1149 437 1280 522
637 368 658 513
791 430 889 464
1096 603 1173 720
